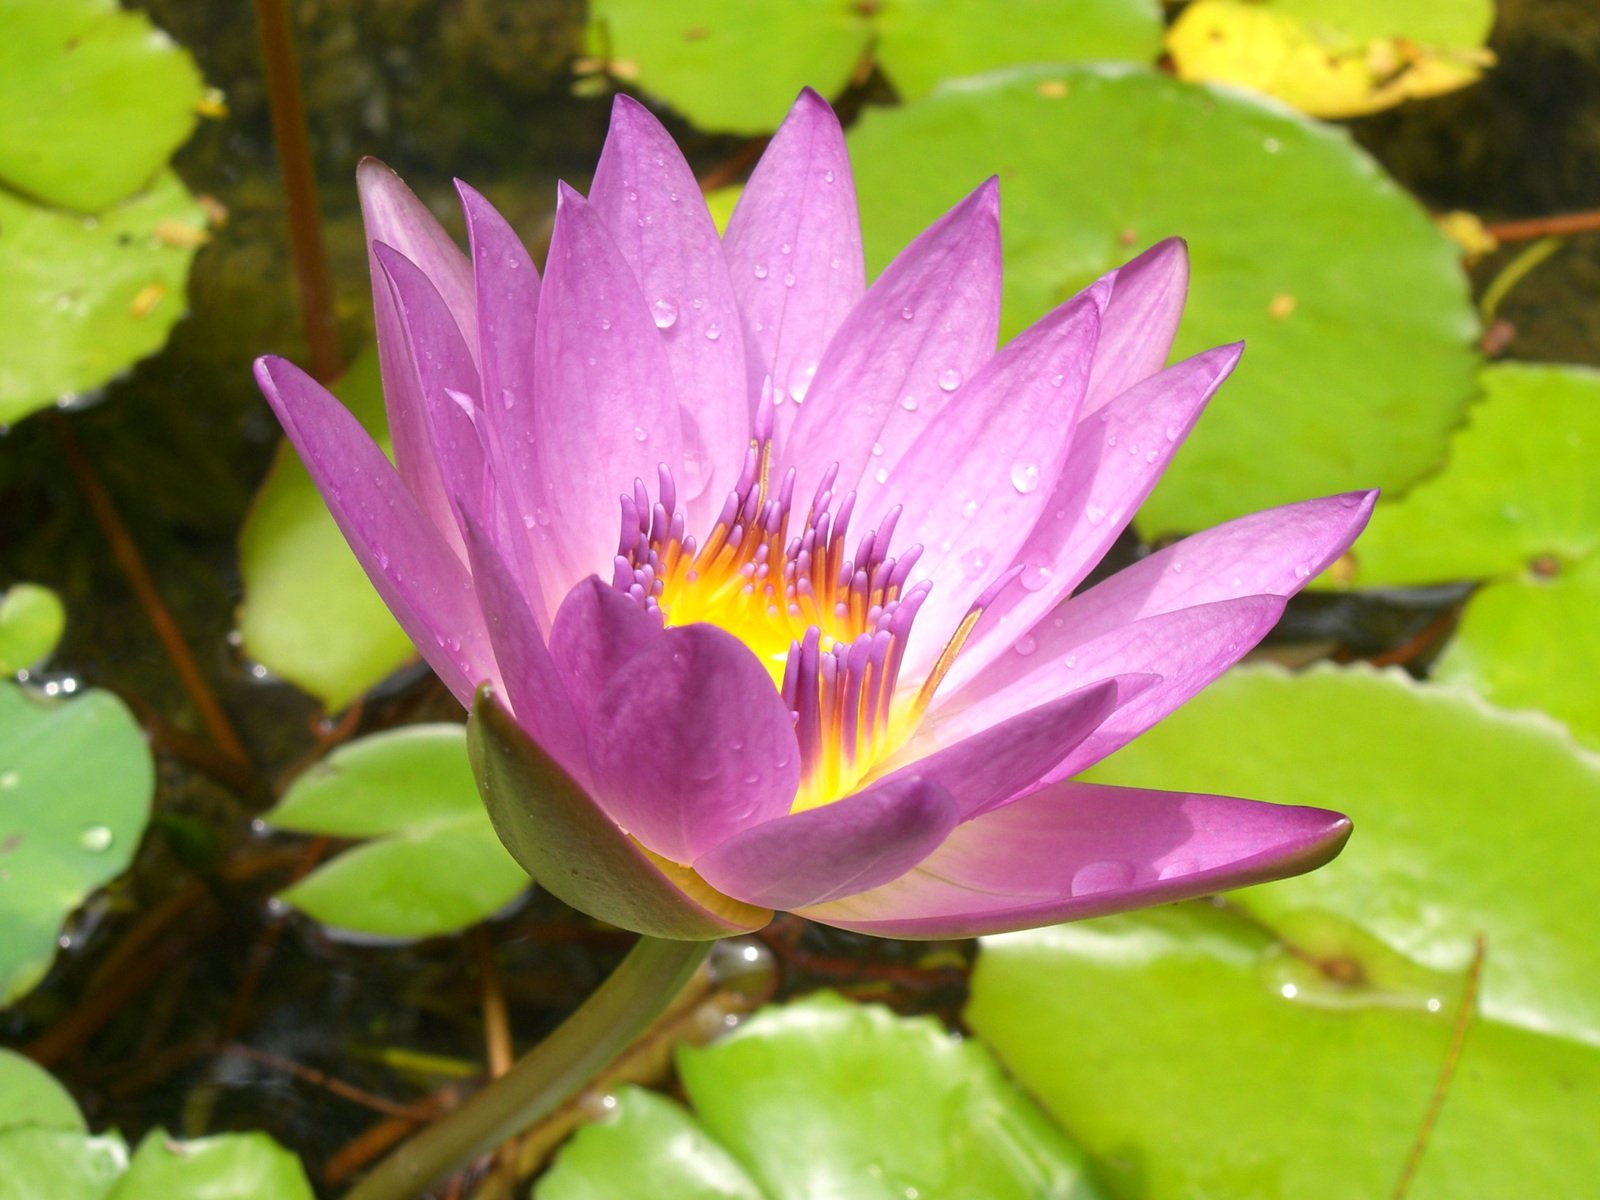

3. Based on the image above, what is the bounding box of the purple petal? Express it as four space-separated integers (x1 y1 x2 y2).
866 287 1104 684
798 781 1351 938
471 690 770 939
532 185 685 588
693 775 958 911
949 344 1242 689
885 676 1136 820
358 160 477 545
780 178 1002 496
723 88 865 450
546 577 663 729
253 355 495 706
590 96 751 530
373 242 487 548
585 624 800 864
460 516 586 780
1083 238 1189 416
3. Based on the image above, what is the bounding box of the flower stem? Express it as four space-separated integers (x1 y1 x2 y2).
344 936 711 1200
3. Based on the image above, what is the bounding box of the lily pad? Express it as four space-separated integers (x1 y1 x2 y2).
110 1130 315 1200
0 1049 85 1134
1079 664 1600 1047
1432 557 1600 750
236 347 415 710
266 724 528 938
969 903 1600 1199
1167 0 1494 118
0 0 205 213
539 992 1105 1199
587 0 1160 133
0 683 153 1004
848 65 1481 535
1351 362 1600 585
0 584 66 674
0 1130 128 1200
0 171 208 426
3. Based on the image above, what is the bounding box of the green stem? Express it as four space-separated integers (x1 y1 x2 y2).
344 936 711 1200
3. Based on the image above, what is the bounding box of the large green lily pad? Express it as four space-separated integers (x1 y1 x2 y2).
848 65 1481 535
266 724 528 938
236 347 415 710
588 0 1160 133
0 0 205 213
0 171 208 426
0 1049 85 1135
970 903 1600 1199
0 683 153 1004
539 991 1106 1199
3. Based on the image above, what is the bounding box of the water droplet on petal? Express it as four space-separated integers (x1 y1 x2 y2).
1050 373 1065 387
1165 422 1182 442
1294 563 1312 578
788 361 818 404
536 508 552 527
874 467 889 484
960 499 979 520
900 306 914 320
1145 450 1159 463
705 322 722 341
1085 502 1107 525
937 368 962 392
1014 634 1037 656
1019 563 1053 592
1010 462 1040 494
900 395 919 412
871 442 885 457
1071 859 1136 896
633 425 648 442
79 825 113 853
960 548 991 579
783 272 796 288
753 263 768 279
599 317 612 330
824 169 836 183
1171 559 1186 574
651 297 678 329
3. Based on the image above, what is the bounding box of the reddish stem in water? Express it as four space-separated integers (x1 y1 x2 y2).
252 0 344 382
1482 208 1600 243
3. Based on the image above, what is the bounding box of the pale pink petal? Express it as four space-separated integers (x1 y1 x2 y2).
1083 238 1189 416
373 243 487 548
867 287 1104 684
693 776 958 911
590 96 750 529
532 185 685 588
358 160 477 545
798 781 1351 939
585 625 800 863
546 577 663 729
780 179 1002 495
723 88 865 451
949 344 1241 689
253 356 495 706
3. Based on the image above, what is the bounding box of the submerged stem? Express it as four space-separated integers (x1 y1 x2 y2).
344 936 710 1200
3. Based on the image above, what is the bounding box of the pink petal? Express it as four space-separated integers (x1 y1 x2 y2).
532 185 685 589
1083 238 1189 416
253 356 496 706
585 624 800 864
949 344 1242 689
373 242 487 548
546 576 663 729
693 775 958 911
867 287 1104 684
358 160 477 546
590 96 751 530
780 178 1002 496
723 88 865 451
798 781 1351 939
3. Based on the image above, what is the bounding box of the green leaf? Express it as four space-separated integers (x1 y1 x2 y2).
236 346 415 710
266 724 528 938
1079 664 1600 1046
1352 362 1600 585
848 65 1480 535
969 903 1600 1199
0 171 208 427
0 683 153 1004
587 0 1159 134
0 584 67 674
108 1130 315 1200
0 1048 86 1135
0 1130 127 1200
1433 556 1600 750
540 992 1106 1199
0 0 204 212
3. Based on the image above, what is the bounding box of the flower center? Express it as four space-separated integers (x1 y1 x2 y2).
613 446 937 811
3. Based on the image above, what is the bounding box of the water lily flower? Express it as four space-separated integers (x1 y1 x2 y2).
255 90 1374 941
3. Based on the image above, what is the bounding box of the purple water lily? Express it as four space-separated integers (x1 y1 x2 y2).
256 90 1373 941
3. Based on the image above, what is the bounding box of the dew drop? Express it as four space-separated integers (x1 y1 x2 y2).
1294 563 1312 579
824 169 836 183
1010 462 1041 494
900 395 919 412
753 263 768 279
1071 859 1136 896
1019 563 1053 592
1085 502 1107 525
1145 450 1158 463
960 548 991 579
79 825 114 853
633 425 648 442
1106 433 1118 447
1050 373 1065 387
500 388 515 411
830 257 841 270
1165 422 1182 442
535 508 553 527
651 297 679 329
960 499 979 520
1014 634 1038 656
937 367 962 392
599 317 612 330
783 272 796 288
871 441 885 457
900 306 914 320
690 297 704 311
705 322 722 341
1127 441 1140 457
1171 559 1185 574
788 361 818 404
874 467 889 485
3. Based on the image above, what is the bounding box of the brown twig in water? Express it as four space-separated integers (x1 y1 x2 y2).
50 415 251 771
1364 607 1462 670
1482 208 1600 243
224 1044 438 1121
252 0 343 382
1391 935 1487 1200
